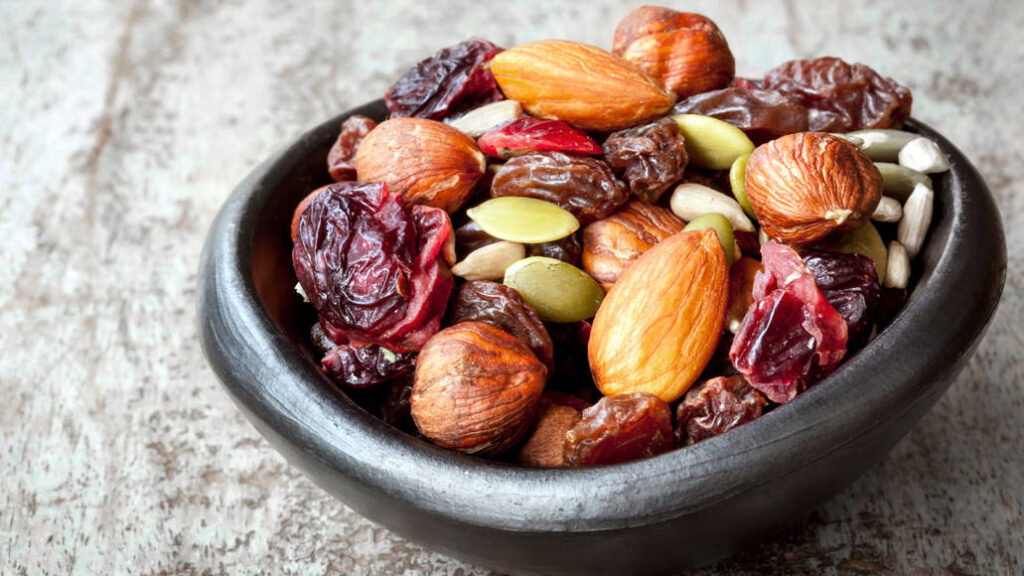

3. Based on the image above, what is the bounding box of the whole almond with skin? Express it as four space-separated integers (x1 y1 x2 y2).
355 117 485 213
582 200 684 291
489 40 676 132
745 132 882 248
589 229 728 403
613 7 735 99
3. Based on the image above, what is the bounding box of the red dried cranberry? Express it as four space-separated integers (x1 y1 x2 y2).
477 118 602 159
322 342 416 388
292 182 453 352
802 249 881 350
385 38 504 121
731 241 847 403
327 115 376 182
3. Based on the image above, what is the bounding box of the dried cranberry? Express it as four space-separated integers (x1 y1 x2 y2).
602 117 688 203
564 393 674 467
385 38 504 121
477 118 602 159
802 250 881 350
322 342 417 388
676 375 767 446
327 115 377 182
449 281 555 370
730 242 847 403
671 87 809 143
292 182 453 352
762 57 912 132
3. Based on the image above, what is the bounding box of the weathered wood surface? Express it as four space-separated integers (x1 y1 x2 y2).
1 1 1021 574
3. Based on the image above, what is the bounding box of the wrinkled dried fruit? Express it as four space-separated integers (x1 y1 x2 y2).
503 257 605 323
355 117 486 213
291 185 329 242
671 113 755 170
411 322 546 456
730 241 847 403
817 221 888 284
490 40 676 132
527 233 582 267
327 115 377 182
477 117 602 159
491 151 629 224
745 132 882 247
517 398 583 467
802 249 881 350
564 392 674 467
762 57 912 132
467 196 580 244
590 229 728 402
602 117 689 203
672 87 809 143
449 280 555 371
385 38 504 121
582 200 685 291
726 256 762 334
322 342 417 388
613 7 735 99
292 182 453 352
676 375 767 445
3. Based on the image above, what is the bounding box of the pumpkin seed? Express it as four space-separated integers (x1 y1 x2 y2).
874 162 932 202
503 256 604 323
817 221 888 284
670 114 755 170
729 152 756 220
848 129 919 162
467 197 579 244
683 214 735 265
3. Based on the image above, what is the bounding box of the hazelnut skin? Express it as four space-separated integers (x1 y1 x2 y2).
582 200 684 291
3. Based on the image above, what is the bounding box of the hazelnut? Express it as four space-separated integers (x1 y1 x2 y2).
516 394 585 468
355 117 486 213
411 322 546 456
745 132 883 247
613 7 735 99
582 200 684 291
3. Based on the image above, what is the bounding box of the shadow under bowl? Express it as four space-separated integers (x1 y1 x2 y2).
197 101 1006 576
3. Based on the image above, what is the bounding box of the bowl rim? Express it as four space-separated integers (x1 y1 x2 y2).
198 101 1007 534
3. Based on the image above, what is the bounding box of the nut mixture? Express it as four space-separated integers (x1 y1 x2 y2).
291 6 947 467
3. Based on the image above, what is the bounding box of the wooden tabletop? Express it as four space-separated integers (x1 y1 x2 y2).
2 1 1020 574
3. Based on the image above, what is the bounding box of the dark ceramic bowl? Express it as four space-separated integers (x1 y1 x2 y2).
197 101 1006 576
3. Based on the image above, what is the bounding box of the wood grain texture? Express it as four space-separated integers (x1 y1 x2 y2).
0 1 1020 574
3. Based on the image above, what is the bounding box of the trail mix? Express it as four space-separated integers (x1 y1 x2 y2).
290 6 948 467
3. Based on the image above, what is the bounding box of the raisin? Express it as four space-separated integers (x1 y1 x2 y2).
380 374 417 432
730 241 847 403
327 115 377 182
322 342 416 388
671 87 809 143
602 117 688 203
292 182 453 352
676 375 767 446
477 118 602 159
455 219 581 265
448 281 555 370
762 57 912 132
545 322 600 404
491 151 629 224
564 392 674 467
385 38 504 121
802 249 881 350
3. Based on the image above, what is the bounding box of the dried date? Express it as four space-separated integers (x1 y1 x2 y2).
564 392 674 466
449 280 555 370
327 115 377 182
762 57 912 132
491 151 629 224
602 117 688 203
671 87 809 143
676 375 767 446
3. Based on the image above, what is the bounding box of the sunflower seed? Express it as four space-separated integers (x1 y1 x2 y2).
670 182 755 233
449 100 523 138
871 196 903 223
884 241 910 289
898 137 950 174
451 241 526 281
897 183 934 259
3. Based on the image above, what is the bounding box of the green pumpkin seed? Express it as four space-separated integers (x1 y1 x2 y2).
670 114 755 170
467 197 579 244
503 257 604 323
848 129 919 162
817 221 888 284
874 162 933 202
683 214 735 265
728 153 756 220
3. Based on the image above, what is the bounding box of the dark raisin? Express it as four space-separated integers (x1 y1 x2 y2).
327 115 377 182
292 182 453 352
449 281 554 370
802 249 881 350
384 38 504 121
672 87 809 143
379 374 417 432
602 117 688 203
762 57 912 132
491 151 629 224
676 375 767 446
322 342 416 388
477 118 602 159
564 392 674 467
527 233 582 266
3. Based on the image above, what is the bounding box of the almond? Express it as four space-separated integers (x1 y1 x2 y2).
355 117 486 213
489 40 676 132
588 229 729 403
